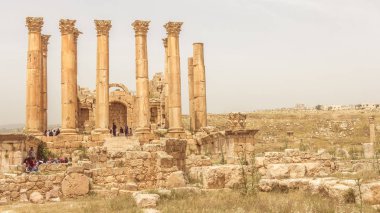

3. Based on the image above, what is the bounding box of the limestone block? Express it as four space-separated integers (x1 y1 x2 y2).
61 173 89 197
45 186 60 201
29 191 44 204
266 163 306 179
133 193 160 208
166 171 186 188
363 143 375 159
143 208 161 213
66 166 84 174
202 165 244 189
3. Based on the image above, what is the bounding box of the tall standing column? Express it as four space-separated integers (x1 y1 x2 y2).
25 17 44 135
164 22 184 133
59 19 77 135
132 20 151 134
193 43 207 130
73 29 81 131
162 38 169 129
41 34 50 132
369 116 376 144
94 20 112 134
188 57 195 132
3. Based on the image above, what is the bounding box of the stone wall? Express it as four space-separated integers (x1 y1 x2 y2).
191 128 258 164
0 134 40 173
256 149 336 179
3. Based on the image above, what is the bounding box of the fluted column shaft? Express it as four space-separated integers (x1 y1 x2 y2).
164 22 184 133
25 17 44 135
193 43 207 130
188 57 195 132
95 20 112 133
59 19 77 134
163 38 169 129
132 20 151 134
41 35 50 132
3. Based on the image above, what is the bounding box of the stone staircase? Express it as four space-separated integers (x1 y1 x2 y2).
102 136 141 153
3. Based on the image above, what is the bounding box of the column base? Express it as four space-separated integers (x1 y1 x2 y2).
168 127 184 133
135 127 151 134
60 128 77 135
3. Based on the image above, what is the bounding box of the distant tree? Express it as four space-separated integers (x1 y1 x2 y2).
315 105 323 110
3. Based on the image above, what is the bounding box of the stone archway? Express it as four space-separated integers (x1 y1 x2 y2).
109 101 128 131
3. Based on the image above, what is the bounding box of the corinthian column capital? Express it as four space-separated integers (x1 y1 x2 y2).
162 38 168 48
73 28 82 43
95 20 112 36
132 20 150 36
26 17 44 33
59 19 76 35
41 35 51 53
164 22 183 36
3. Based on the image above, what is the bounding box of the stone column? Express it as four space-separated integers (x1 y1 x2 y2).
73 29 81 131
369 116 376 144
41 34 50 132
94 20 112 134
188 57 195 132
25 17 44 135
193 43 207 131
132 20 151 135
59 19 77 135
162 38 169 129
164 22 184 133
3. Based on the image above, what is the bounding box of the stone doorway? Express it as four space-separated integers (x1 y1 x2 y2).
109 102 128 131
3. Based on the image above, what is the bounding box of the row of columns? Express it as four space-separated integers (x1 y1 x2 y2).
26 17 206 136
25 17 50 135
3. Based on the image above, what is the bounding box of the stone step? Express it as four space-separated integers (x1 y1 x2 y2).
103 136 141 153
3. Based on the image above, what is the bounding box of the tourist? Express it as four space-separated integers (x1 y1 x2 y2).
112 122 117 136
28 147 35 158
125 125 129 136
120 127 124 135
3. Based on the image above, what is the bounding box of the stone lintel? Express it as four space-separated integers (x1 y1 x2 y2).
225 129 259 137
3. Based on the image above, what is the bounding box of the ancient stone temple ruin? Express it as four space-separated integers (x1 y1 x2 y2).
0 17 259 204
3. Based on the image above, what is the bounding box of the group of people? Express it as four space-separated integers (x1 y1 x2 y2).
44 128 60 137
110 123 132 137
23 147 69 173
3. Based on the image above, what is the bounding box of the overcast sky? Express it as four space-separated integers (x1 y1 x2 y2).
0 0 380 126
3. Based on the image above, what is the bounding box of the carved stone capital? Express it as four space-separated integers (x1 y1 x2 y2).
41 35 51 53
26 17 43 33
59 19 76 35
162 38 168 48
164 22 183 36
73 28 82 43
95 20 112 36
132 20 150 36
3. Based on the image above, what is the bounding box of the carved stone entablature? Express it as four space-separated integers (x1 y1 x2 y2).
164 22 183 36
227 112 247 130
41 35 50 53
95 20 112 36
132 20 150 36
26 17 43 33
162 38 168 48
59 19 76 35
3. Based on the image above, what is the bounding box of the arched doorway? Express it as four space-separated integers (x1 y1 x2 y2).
109 101 128 131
